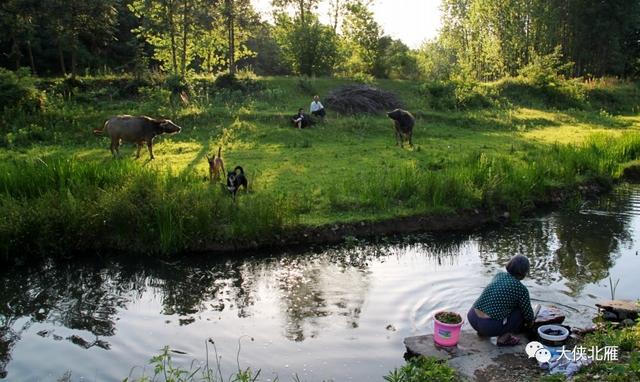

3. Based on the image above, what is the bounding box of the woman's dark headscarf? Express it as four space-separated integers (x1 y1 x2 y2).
506 255 530 280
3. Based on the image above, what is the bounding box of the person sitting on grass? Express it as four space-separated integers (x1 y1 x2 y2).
291 108 311 129
310 95 326 120
467 255 537 346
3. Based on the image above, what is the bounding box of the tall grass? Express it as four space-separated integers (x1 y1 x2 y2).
2 133 639 258
0 156 296 259
326 133 640 217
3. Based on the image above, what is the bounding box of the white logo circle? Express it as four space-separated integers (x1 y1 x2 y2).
525 341 544 358
535 348 552 363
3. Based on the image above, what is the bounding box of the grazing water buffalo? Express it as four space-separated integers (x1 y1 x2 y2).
93 115 182 159
387 109 415 148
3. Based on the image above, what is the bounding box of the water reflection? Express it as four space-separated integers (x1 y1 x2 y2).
478 187 634 294
1 185 639 380
276 254 370 341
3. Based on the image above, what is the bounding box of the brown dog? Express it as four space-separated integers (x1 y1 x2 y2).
206 147 226 182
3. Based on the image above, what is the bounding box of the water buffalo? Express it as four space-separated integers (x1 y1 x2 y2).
387 109 415 148
93 115 182 159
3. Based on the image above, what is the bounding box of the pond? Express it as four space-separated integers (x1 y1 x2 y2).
2 185 640 381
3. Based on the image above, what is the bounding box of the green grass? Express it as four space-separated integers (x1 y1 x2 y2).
384 356 459 382
538 317 640 382
1 75 640 257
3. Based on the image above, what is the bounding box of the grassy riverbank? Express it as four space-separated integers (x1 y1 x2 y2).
1 75 640 258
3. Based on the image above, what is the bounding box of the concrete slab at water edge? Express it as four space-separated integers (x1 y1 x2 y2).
404 332 544 381
596 299 640 320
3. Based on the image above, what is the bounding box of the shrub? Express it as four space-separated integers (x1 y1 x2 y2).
418 78 492 110
0 68 45 114
214 72 264 93
517 46 573 88
351 72 376 85
492 76 587 109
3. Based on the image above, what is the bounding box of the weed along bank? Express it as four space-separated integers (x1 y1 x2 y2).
1 0 640 380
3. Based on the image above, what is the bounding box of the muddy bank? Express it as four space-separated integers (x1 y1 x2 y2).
200 208 498 253
622 164 640 182
196 181 611 254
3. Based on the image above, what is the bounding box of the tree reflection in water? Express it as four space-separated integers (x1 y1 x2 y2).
477 186 634 295
0 186 637 378
0 250 375 376
274 250 371 341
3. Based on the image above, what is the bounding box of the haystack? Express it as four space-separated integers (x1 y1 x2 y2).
324 84 403 115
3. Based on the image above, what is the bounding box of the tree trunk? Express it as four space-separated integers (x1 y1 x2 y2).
12 39 22 70
27 40 36 75
227 0 235 74
331 0 340 32
181 0 189 76
57 39 67 76
167 0 178 74
70 35 78 78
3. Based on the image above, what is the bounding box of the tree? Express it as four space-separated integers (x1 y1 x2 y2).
439 0 640 80
191 0 257 74
341 0 381 76
46 0 118 77
130 0 211 76
242 22 290 75
271 0 320 25
0 0 40 73
415 39 457 81
220 0 258 74
374 37 419 79
272 12 339 76
327 0 346 32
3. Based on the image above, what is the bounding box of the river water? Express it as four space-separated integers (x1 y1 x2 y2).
2 186 640 381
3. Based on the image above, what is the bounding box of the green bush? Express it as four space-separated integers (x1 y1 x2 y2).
517 46 573 88
418 78 492 110
214 72 264 93
492 76 587 109
0 68 45 114
351 72 376 85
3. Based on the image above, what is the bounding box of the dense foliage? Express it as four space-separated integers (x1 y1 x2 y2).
2 0 635 80
434 0 640 80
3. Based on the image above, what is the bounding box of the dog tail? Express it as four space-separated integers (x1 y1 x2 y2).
217 146 222 158
93 120 108 136
233 166 244 174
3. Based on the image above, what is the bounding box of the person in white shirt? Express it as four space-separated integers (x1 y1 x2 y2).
310 95 326 120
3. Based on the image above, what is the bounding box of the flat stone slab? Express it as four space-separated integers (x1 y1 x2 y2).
404 332 527 360
404 332 537 380
596 300 640 320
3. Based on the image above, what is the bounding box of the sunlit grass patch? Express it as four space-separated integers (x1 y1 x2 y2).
1 76 640 256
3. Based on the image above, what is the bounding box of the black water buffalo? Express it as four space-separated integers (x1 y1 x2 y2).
94 115 182 159
387 109 415 148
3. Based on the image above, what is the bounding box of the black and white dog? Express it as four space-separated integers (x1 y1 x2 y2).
226 166 248 201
